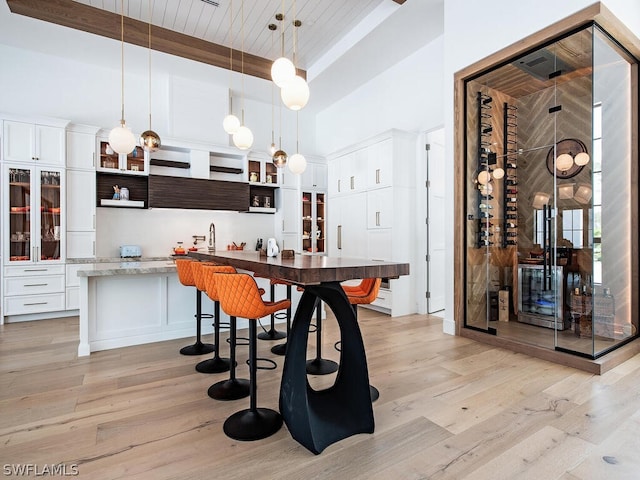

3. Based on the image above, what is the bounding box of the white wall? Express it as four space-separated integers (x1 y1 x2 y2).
441 0 640 334
315 36 444 156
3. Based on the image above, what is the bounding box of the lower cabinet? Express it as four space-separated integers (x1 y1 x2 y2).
3 264 66 315
65 263 84 310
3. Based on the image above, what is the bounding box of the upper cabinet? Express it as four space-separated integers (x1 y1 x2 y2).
66 129 97 170
301 162 327 190
3 120 65 166
97 140 148 176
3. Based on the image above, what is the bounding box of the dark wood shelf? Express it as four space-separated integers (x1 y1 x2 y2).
150 159 190 169
210 165 243 174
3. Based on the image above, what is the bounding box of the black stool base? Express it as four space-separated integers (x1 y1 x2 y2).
271 342 287 356
223 408 283 441
208 378 250 401
195 356 231 374
306 358 339 376
370 385 380 402
179 342 215 356
257 329 286 341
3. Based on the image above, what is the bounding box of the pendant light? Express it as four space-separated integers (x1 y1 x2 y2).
232 0 253 150
281 7 309 111
268 23 277 156
223 0 240 135
140 0 161 152
271 4 295 88
288 112 306 174
272 96 287 167
109 0 136 154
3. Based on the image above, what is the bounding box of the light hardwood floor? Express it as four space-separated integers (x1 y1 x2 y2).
1 309 639 479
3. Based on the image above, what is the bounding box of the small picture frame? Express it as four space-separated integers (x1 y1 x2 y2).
263 196 271 208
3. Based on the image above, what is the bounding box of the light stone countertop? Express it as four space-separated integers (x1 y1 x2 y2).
75 259 178 277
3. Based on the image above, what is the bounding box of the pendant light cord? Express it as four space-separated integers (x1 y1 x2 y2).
240 0 245 124
147 0 152 130
120 0 125 124
228 0 233 114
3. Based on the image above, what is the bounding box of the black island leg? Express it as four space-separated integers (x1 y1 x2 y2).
279 282 374 455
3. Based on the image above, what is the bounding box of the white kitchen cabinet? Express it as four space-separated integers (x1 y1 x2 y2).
301 191 326 255
301 162 327 190
66 170 95 258
327 129 416 316
328 193 366 258
3 264 66 316
97 139 148 175
3 163 65 265
248 153 279 186
65 263 84 310
366 188 393 229
66 130 96 170
3 120 65 166
366 138 393 189
3 164 67 316
279 187 299 234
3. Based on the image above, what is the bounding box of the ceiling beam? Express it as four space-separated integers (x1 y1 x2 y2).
7 0 306 81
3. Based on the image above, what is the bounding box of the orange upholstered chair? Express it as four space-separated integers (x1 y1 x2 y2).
190 265 235 375
267 278 293 356
214 272 290 441
175 258 214 356
255 276 289 342
201 265 249 400
342 278 382 311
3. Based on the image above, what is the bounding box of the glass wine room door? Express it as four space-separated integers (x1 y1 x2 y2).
463 24 638 359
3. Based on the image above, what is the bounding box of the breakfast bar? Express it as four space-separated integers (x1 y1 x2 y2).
189 250 410 454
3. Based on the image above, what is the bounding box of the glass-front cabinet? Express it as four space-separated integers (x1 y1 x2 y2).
462 23 638 359
4 164 65 264
301 191 326 254
97 140 148 175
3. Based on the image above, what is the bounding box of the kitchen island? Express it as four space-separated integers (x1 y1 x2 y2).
188 250 410 454
75 257 294 357
76 259 202 356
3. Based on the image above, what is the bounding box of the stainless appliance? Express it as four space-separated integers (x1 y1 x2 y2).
518 264 565 329
120 245 142 258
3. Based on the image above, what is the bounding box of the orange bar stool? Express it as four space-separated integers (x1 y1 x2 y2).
296 286 339 375
202 264 249 401
257 278 287 341
175 258 214 356
214 272 290 441
192 263 235 375
341 278 382 401
269 279 293 356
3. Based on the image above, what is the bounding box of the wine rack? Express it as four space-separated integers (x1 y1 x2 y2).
502 102 518 247
476 92 495 248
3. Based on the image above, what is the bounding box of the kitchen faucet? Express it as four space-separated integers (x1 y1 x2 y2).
208 223 216 252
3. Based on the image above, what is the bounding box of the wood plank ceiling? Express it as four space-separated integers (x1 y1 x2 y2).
7 0 405 81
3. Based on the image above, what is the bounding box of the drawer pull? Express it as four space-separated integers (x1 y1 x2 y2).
25 283 48 287
24 302 48 306
23 268 48 272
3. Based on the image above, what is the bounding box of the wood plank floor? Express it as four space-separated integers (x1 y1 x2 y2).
1 309 640 479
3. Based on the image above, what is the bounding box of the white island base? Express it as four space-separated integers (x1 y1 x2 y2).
77 260 296 357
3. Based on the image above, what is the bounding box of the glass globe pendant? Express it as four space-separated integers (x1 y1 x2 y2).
271 57 296 87
109 121 137 154
272 149 288 168
233 125 254 150
223 113 240 134
288 152 306 174
281 75 309 111
140 129 161 152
